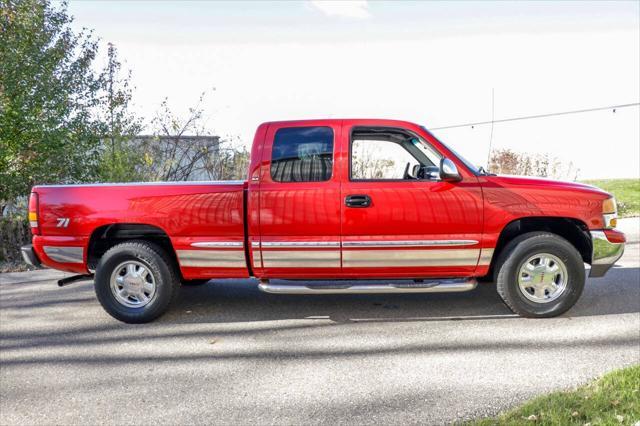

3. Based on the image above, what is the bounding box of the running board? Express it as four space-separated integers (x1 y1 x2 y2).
258 278 477 295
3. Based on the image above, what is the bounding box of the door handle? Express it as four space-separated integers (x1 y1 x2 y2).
345 194 372 208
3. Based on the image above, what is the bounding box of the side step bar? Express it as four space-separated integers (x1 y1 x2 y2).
58 274 94 287
258 278 477 295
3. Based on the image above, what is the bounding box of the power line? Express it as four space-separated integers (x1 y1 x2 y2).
429 102 640 131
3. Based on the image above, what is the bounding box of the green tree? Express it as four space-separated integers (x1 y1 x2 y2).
0 0 102 210
97 43 144 182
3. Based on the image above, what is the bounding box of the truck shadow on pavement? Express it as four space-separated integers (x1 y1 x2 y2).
164 265 640 324
0 266 637 327
0 266 637 367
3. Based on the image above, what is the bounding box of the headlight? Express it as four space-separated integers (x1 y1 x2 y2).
602 197 617 229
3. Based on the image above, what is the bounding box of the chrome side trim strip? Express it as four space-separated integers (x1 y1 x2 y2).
342 240 478 248
176 250 245 268
262 250 340 268
261 241 340 249
251 241 261 248
343 249 480 267
258 240 477 249
258 279 477 294
478 248 495 266
43 246 84 264
190 241 243 248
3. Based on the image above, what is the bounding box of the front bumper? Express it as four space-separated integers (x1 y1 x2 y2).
590 230 625 277
21 244 41 268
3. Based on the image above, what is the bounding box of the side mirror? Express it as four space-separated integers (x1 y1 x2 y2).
439 158 462 182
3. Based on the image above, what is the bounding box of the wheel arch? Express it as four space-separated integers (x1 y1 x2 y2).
486 216 592 280
87 223 181 277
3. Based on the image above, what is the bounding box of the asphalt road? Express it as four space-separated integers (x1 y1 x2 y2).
1 220 639 425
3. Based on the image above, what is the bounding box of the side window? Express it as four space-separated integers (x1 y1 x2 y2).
270 126 334 182
352 139 417 180
350 129 442 181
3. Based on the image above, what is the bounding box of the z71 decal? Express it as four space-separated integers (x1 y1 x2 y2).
56 218 70 228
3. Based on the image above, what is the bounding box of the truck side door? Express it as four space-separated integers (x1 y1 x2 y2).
340 120 485 279
256 121 343 278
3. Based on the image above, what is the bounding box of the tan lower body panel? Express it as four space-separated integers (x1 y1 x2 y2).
261 250 340 268
342 248 481 268
176 250 246 268
177 244 494 270
479 248 494 266
43 246 84 264
253 250 262 268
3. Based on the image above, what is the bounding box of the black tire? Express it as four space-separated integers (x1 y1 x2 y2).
94 241 179 323
181 279 210 286
495 232 585 318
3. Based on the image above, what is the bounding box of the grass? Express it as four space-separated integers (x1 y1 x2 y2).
468 365 640 425
582 179 640 218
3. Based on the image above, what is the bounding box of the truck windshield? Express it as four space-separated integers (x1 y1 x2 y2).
420 126 481 175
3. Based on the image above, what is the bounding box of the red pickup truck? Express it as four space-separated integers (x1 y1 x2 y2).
21 119 625 323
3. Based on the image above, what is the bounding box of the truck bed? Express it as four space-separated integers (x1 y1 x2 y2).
32 181 249 278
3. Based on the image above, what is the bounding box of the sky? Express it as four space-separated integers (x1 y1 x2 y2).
66 0 640 179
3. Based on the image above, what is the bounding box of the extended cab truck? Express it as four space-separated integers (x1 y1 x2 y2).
21 119 626 323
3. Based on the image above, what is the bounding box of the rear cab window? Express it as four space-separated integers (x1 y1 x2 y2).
270 126 334 182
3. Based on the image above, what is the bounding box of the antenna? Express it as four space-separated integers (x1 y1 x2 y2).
486 88 495 170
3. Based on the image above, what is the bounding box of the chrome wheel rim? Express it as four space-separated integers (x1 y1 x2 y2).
517 253 568 304
109 261 156 308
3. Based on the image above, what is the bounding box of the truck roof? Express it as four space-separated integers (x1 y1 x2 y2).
260 118 424 129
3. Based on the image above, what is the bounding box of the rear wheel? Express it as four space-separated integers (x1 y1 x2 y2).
495 232 585 318
94 241 179 323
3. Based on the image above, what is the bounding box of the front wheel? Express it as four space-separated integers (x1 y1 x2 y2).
94 241 179 323
495 232 585 318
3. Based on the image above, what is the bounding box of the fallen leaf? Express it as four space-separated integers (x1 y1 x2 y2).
611 399 620 406
616 414 624 423
571 411 579 417
527 414 538 421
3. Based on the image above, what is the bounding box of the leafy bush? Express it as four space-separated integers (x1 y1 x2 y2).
489 148 579 181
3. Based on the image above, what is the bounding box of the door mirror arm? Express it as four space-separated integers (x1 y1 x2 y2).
419 165 440 180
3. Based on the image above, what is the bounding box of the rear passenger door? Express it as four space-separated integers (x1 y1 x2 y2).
257 122 342 278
